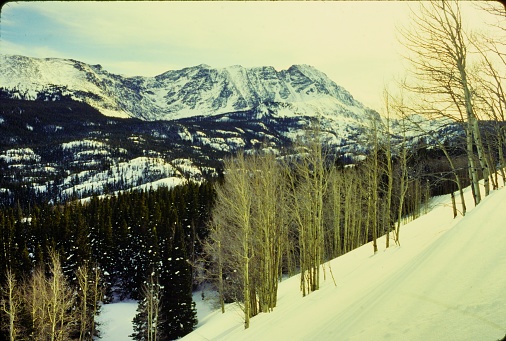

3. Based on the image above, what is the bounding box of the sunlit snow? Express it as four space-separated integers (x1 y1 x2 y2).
182 182 506 341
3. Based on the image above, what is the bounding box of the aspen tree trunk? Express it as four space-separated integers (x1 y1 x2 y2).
243 236 250 329
217 238 225 314
383 100 394 249
330 169 342 258
356 186 365 249
237 154 253 329
395 154 408 244
498 132 506 185
77 264 89 341
400 0 487 205
486 140 498 190
461 59 491 198
343 177 352 253
90 265 102 340
145 275 161 341
467 123 482 205
1 269 19 341
370 118 379 254
395 117 409 244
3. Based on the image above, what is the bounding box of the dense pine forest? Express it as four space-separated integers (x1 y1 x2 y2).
0 182 215 340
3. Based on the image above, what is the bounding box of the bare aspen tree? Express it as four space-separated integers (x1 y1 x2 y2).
90 265 102 340
339 166 364 254
144 274 162 341
76 262 102 341
25 251 76 341
342 169 355 253
207 149 290 326
395 119 410 243
26 265 48 340
381 91 395 249
76 264 90 341
213 153 253 328
47 251 76 341
131 272 162 341
471 33 506 185
364 116 381 254
287 125 329 296
1 269 21 341
325 167 342 258
250 151 287 312
401 0 491 205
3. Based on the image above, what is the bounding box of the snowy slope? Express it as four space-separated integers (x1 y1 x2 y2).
182 183 506 341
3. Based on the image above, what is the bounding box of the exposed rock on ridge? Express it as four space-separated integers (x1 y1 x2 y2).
0 54 371 122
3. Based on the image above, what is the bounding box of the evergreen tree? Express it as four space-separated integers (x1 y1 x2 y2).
160 222 197 339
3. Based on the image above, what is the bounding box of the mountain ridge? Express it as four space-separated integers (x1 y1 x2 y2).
0 54 371 122
0 54 466 205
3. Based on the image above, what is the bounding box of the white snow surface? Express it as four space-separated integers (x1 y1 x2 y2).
182 183 506 341
97 300 137 341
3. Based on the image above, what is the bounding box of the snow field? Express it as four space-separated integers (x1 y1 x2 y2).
97 300 137 341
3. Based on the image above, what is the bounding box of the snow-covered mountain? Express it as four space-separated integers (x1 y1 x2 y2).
0 54 465 204
0 54 372 122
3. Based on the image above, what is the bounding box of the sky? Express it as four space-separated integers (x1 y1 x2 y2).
0 1 501 111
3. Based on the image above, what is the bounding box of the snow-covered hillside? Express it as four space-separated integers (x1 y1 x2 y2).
179 183 506 341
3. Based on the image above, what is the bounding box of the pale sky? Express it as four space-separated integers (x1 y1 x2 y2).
0 1 500 111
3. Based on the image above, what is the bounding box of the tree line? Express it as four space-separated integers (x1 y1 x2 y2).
201 125 437 329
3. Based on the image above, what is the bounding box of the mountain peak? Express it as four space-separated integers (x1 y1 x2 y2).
193 63 212 69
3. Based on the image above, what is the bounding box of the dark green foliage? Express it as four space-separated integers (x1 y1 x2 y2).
0 182 215 339
160 222 198 339
0 97 295 208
